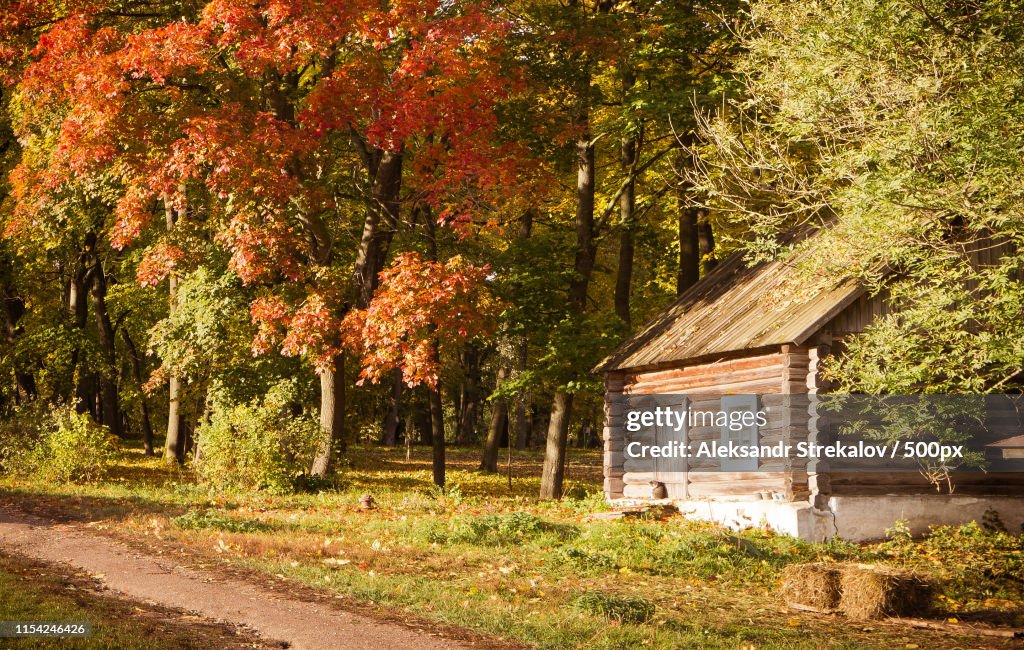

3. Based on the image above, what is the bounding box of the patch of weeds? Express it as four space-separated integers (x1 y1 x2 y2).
557 546 619 573
572 591 655 624
879 521 1024 604
425 482 465 506
172 509 276 534
622 504 679 521
398 491 445 515
292 472 344 493
572 523 819 583
561 482 590 500
559 487 610 514
430 511 579 546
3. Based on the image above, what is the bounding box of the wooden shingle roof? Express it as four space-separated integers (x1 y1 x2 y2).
595 237 866 372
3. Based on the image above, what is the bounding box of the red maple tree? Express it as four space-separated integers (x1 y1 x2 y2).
3 0 537 453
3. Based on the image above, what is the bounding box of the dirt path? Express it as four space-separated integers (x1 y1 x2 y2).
0 506 476 650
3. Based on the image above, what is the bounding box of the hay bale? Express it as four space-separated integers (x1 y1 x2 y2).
839 564 933 620
781 563 842 611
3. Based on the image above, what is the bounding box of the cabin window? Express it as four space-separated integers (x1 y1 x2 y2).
720 395 759 471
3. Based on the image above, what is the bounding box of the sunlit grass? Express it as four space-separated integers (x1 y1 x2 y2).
2 444 1022 648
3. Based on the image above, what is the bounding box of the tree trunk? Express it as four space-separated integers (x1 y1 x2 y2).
354 150 403 306
480 366 508 473
515 399 530 450
698 217 717 274
419 211 447 487
382 368 402 446
566 119 597 311
540 71 596 500
514 211 533 451
418 393 433 446
678 203 701 296
539 392 573 499
429 382 445 488
311 353 345 477
163 195 186 463
531 403 546 447
404 411 414 460
480 402 507 474
89 261 123 438
514 339 530 451
165 374 185 462
121 328 154 455
0 284 36 400
456 346 481 445
339 148 404 468
69 244 92 414
675 177 700 296
615 231 634 325
614 68 638 326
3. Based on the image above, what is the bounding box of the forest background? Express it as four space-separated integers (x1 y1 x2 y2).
2 0 1024 498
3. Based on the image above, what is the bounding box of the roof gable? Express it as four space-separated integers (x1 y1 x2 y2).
596 237 865 372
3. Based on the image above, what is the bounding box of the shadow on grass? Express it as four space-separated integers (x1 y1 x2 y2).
0 487 194 523
345 445 605 487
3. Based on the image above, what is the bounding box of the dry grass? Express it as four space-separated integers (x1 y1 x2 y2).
0 445 1019 648
781 562 842 611
839 563 934 620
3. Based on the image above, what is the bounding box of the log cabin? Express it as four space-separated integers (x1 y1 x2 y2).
595 233 1024 541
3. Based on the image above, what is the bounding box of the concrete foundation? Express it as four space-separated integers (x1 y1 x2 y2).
610 494 1024 542
668 499 835 541
827 494 1024 541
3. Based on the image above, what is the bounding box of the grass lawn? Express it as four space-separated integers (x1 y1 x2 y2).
0 550 269 649
1 444 1022 648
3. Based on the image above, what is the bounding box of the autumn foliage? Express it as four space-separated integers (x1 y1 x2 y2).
341 253 499 388
2 0 531 383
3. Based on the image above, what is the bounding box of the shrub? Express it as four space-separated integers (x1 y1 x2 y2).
572 591 656 624
0 401 116 482
0 400 47 472
194 387 325 494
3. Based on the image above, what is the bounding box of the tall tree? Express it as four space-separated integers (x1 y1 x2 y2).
530 0 737 499
342 253 500 487
687 0 1024 392
5 0 530 474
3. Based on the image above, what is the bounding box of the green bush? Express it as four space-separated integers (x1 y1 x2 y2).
572 591 656 624
194 387 325 494
0 401 47 472
0 402 116 482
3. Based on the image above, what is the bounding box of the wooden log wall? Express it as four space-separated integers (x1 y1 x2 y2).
604 236 1024 504
603 372 626 499
605 347 817 501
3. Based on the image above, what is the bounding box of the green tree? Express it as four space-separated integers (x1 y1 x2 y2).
689 0 1024 392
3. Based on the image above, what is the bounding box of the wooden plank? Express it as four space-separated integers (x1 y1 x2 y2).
622 472 659 485
686 479 790 497
626 377 783 396
625 352 784 384
686 471 793 482
625 365 785 394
